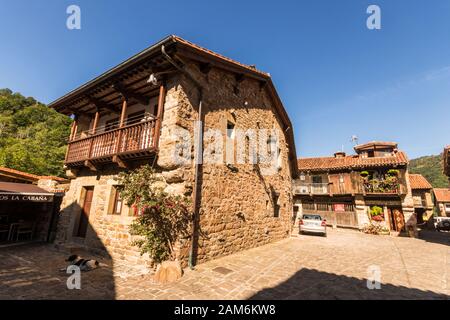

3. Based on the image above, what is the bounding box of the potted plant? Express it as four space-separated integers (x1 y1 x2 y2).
360 171 369 178
387 169 399 177
370 206 384 221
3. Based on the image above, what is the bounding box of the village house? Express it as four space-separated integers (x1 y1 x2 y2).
433 146 450 217
49 35 298 268
293 141 415 234
0 166 68 243
409 174 434 224
433 188 450 217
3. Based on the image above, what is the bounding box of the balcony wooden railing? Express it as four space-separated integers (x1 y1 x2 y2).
293 183 329 195
65 119 156 165
362 179 400 194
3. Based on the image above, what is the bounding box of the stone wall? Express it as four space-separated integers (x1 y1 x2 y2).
55 61 294 269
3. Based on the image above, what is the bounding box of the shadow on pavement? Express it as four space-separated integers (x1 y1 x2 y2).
249 268 449 300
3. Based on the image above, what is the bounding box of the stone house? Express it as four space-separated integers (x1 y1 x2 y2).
433 188 450 217
408 174 434 224
49 35 298 268
293 141 415 234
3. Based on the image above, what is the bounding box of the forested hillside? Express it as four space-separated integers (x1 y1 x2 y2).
0 88 72 177
409 154 448 188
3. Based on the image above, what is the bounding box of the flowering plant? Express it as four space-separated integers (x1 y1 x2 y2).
116 165 191 264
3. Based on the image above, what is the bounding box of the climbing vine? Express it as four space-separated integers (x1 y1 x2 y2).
116 165 191 264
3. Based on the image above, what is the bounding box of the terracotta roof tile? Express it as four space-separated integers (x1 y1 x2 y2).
434 188 450 202
0 166 40 181
409 174 433 190
173 36 269 78
0 167 66 182
297 151 408 172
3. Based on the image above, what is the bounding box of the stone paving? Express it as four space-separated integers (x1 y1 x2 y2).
0 228 449 299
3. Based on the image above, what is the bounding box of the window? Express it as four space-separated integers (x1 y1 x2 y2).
126 110 146 126
300 173 306 181
108 186 124 215
227 121 235 139
105 117 119 132
272 192 280 217
312 175 323 184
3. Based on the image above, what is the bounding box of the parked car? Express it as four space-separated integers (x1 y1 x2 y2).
434 217 450 232
299 214 327 237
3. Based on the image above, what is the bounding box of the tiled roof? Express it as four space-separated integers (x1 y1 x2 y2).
297 151 408 172
38 176 68 182
0 167 66 182
0 166 40 181
409 174 433 190
172 36 269 78
434 188 450 202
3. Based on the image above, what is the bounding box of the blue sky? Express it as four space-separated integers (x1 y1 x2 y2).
0 0 449 159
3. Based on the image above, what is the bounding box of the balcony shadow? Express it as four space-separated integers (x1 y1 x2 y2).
0 201 116 300
248 268 449 300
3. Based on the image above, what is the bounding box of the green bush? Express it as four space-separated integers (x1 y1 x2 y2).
116 165 191 264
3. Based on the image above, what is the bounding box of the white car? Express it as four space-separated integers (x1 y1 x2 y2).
299 214 327 237
434 217 450 232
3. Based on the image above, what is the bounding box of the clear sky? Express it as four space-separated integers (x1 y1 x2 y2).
0 0 449 159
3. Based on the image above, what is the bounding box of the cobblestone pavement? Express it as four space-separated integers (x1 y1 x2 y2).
1 229 449 299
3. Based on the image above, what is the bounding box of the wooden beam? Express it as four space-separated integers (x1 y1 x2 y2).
84 160 98 172
69 115 78 141
88 96 120 115
199 62 212 75
91 110 100 135
112 155 128 168
119 98 128 127
153 84 166 149
112 83 149 106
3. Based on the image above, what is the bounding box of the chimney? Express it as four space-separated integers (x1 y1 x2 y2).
334 151 346 158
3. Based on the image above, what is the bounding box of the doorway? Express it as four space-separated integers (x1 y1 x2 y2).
388 207 405 232
76 187 94 238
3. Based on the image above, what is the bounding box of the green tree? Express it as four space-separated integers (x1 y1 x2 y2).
0 88 72 177
409 155 448 188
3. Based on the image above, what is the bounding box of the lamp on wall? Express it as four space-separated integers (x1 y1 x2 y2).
147 74 158 86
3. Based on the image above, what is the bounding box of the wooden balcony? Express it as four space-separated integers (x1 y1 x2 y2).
293 183 329 195
65 119 157 167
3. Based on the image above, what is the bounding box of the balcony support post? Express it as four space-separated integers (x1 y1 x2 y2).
91 110 100 135
69 114 78 141
65 114 78 162
153 84 166 149
86 110 100 163
113 98 128 167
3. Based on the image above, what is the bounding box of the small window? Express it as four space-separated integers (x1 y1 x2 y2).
108 186 124 215
273 192 280 218
312 175 323 184
227 121 235 139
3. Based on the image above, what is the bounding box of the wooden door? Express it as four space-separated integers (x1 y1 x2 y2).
77 187 94 238
389 208 405 232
